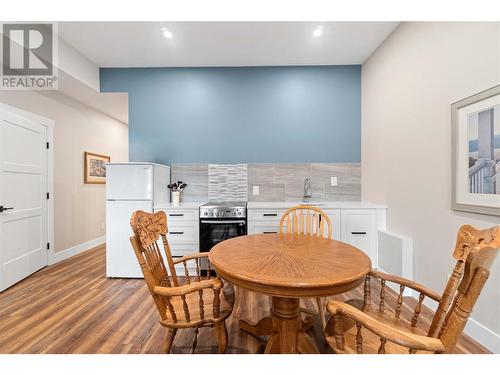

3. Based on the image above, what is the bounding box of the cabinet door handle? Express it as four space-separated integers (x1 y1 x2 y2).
263 231 277 234
169 213 184 217
263 213 278 217
351 231 367 235
170 231 184 235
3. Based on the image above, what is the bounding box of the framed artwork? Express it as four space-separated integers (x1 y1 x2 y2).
84 152 110 184
452 85 500 216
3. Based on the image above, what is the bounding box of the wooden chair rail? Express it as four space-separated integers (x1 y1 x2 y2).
369 270 442 302
363 270 439 329
326 300 446 353
173 253 209 264
153 278 222 297
172 252 215 284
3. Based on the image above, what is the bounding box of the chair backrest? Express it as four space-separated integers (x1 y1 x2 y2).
430 225 499 351
129 210 179 319
279 205 332 239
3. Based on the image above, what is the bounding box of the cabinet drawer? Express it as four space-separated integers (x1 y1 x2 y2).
248 224 280 235
160 209 198 222
167 222 199 245
169 244 200 257
248 210 286 221
340 209 376 261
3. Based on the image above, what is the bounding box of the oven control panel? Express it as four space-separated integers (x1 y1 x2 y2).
199 207 246 218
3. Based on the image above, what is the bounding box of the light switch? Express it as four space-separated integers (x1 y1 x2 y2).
253 185 260 195
330 177 338 186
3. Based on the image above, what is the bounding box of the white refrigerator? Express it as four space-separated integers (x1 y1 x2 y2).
106 163 170 277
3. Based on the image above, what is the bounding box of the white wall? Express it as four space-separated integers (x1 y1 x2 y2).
0 91 128 253
362 22 500 352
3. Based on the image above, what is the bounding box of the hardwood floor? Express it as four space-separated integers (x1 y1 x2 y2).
0 245 490 354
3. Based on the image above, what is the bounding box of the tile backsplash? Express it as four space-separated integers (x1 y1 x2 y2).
171 163 208 202
171 163 360 202
208 164 248 202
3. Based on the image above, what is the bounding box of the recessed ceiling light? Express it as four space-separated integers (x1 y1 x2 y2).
161 27 173 39
313 26 323 37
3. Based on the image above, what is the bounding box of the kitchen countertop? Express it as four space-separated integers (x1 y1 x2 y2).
247 201 387 209
154 202 206 210
155 201 387 210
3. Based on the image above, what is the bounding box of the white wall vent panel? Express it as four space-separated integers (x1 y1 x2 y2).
377 230 413 296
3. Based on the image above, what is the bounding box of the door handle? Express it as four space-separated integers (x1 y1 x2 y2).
351 231 367 235
0 206 14 213
169 231 184 235
263 213 278 217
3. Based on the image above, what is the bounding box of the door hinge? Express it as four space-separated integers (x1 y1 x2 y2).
46 142 49 149
46 192 50 199
47 243 50 250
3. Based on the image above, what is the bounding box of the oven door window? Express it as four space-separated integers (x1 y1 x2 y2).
200 220 246 251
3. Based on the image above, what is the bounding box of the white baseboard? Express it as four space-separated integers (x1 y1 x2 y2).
48 236 105 265
418 292 500 353
463 314 500 354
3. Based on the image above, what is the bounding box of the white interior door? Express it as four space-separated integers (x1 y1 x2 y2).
0 107 48 291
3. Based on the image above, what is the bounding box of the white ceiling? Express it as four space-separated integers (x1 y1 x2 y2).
59 22 399 67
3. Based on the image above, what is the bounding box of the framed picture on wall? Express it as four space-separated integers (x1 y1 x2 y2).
84 152 111 184
452 85 500 216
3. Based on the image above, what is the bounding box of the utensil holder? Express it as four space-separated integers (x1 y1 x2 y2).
172 191 181 206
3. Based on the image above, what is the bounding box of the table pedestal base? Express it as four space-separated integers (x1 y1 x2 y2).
239 296 319 354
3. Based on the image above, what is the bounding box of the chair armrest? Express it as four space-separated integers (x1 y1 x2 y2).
153 278 222 297
173 252 209 265
327 300 446 352
370 269 441 302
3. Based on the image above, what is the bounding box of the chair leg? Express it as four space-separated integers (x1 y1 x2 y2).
316 297 327 329
164 328 177 354
214 321 228 353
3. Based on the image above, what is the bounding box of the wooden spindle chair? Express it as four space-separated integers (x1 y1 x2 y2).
130 210 234 353
324 224 500 354
279 205 333 329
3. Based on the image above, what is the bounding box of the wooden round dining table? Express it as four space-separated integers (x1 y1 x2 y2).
209 233 372 354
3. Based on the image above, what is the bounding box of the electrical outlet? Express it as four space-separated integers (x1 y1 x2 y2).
253 185 260 195
330 176 338 186
100 222 105 231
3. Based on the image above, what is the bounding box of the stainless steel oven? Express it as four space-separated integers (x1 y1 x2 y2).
199 202 247 252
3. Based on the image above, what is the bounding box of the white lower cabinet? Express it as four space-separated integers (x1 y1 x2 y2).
248 209 287 221
248 219 281 235
167 223 198 245
340 209 376 262
248 209 341 239
154 207 200 273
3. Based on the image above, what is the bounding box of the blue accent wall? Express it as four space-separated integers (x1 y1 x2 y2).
100 65 361 164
